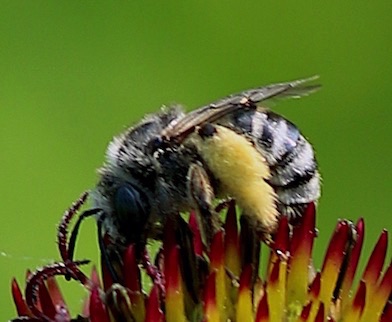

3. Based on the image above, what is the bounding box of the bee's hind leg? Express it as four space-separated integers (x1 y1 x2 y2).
188 163 221 248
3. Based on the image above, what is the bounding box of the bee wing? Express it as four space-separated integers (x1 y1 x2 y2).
162 76 320 142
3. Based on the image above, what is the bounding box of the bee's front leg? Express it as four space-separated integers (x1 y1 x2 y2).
187 163 221 247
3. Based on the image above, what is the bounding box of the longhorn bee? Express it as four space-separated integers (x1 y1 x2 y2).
70 76 321 281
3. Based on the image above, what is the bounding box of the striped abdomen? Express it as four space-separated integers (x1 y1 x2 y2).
218 109 321 222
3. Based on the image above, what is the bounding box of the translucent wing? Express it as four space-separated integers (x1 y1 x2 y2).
162 76 320 143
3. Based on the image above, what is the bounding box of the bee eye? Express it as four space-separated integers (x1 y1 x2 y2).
114 184 149 242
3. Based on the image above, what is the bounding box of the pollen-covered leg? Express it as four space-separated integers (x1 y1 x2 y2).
188 163 220 246
191 123 279 235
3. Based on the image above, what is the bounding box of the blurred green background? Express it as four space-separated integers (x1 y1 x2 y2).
1 1 391 320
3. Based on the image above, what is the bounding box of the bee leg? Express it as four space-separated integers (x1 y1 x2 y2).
67 208 102 262
188 163 220 247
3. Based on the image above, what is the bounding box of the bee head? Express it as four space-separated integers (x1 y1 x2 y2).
91 170 152 246
94 108 186 245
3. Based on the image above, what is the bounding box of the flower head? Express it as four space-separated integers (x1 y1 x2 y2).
11 195 391 322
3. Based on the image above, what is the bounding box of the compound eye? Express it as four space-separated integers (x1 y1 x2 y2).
114 184 149 242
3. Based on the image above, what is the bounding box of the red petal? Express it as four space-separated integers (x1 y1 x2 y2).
46 277 70 320
266 258 286 321
46 277 66 307
90 265 101 288
360 261 392 321
290 203 316 258
204 271 219 321
123 245 142 294
381 301 392 322
189 211 203 256
308 272 321 300
321 220 350 271
300 302 312 320
89 286 110 322
164 244 186 322
38 281 56 319
11 278 31 317
101 256 114 292
163 218 177 261
239 264 253 293
287 203 316 304
164 246 181 293
377 262 392 303
255 292 269 322
319 220 351 307
209 229 228 320
236 264 253 321
362 230 388 286
146 284 164 322
339 218 365 308
123 245 146 321
353 280 366 314
314 302 325 322
210 230 225 270
273 215 289 256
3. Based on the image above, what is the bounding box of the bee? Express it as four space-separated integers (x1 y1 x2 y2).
68 76 321 281
91 75 320 242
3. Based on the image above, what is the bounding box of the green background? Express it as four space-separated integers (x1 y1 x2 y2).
1 2 391 320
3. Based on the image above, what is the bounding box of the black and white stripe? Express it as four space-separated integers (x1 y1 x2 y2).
220 109 320 221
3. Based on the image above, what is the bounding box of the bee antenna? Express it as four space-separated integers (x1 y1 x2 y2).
58 192 89 262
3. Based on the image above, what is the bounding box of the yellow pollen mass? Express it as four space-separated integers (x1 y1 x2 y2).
191 125 278 232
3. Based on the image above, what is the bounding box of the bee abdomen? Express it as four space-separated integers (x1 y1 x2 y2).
225 109 321 216
269 136 318 188
252 111 302 166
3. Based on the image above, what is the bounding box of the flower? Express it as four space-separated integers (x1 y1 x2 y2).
11 196 391 322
